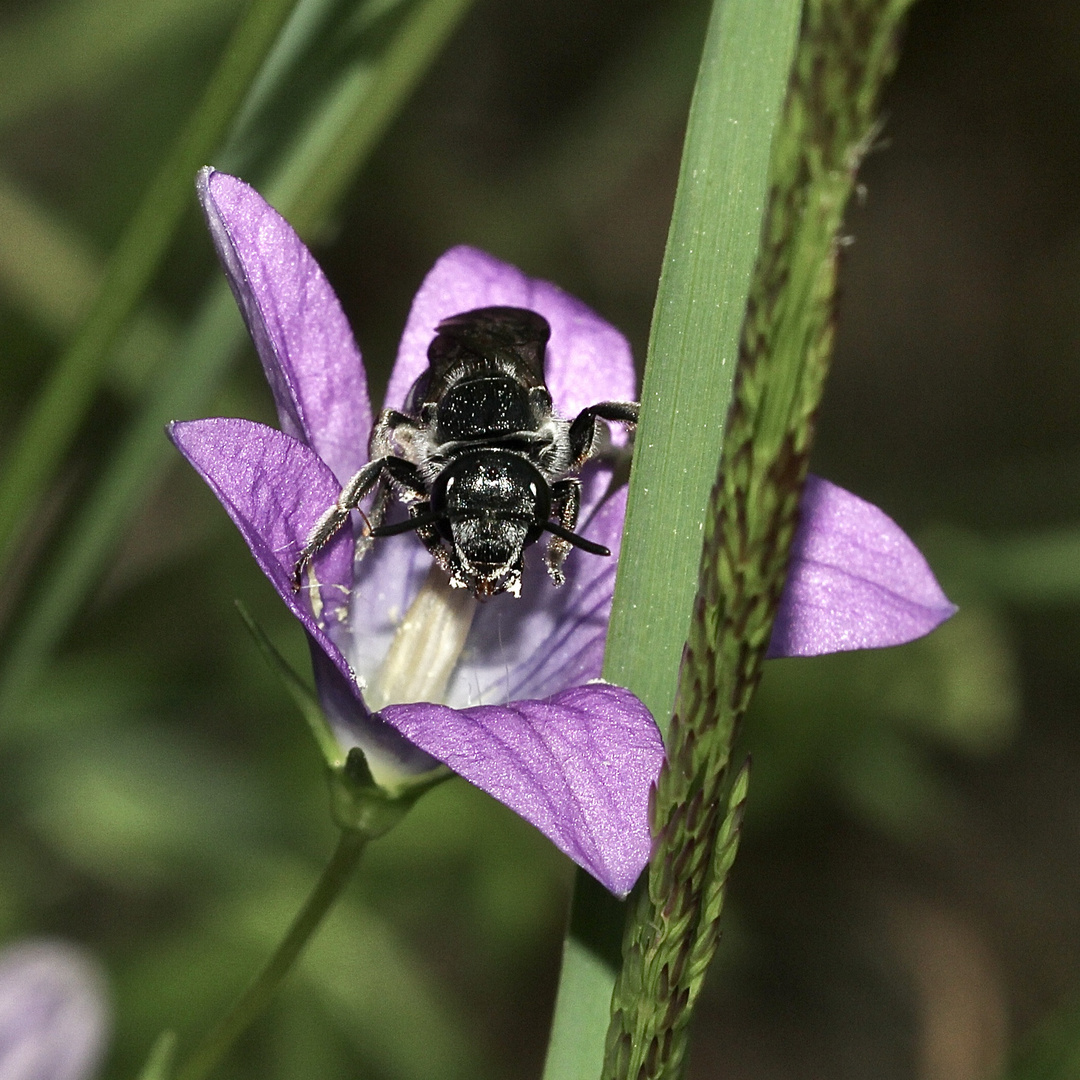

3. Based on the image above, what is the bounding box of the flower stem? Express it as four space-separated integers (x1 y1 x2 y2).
174 830 366 1080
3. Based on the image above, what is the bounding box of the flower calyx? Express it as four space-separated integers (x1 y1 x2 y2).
327 746 449 839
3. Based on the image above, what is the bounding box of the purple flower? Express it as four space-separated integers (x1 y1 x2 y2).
169 170 955 897
0 939 110 1080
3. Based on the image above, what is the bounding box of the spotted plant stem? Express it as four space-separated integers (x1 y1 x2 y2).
602 1 919 1076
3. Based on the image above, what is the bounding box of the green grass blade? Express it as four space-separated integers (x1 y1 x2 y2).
542 876 628 1080
540 1 802 1077
603 0 802 729
0 0 302 574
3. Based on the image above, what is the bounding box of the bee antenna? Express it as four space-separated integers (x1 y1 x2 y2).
370 510 441 537
544 520 610 556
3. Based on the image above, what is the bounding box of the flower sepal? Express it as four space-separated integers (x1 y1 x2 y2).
328 748 450 839
235 602 346 771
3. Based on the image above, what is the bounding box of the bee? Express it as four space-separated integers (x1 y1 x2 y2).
293 306 638 599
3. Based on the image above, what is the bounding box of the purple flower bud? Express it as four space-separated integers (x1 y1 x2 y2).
0 940 110 1080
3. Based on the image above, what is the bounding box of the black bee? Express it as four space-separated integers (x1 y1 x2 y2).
293 306 638 600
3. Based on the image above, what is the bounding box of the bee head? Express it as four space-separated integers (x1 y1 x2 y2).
430 450 550 599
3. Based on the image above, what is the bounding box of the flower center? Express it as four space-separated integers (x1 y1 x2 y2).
367 566 477 709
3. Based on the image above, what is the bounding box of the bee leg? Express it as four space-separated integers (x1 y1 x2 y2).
499 560 525 599
369 408 417 459
292 456 421 592
545 479 582 586
414 516 461 585
379 455 429 501
568 401 640 469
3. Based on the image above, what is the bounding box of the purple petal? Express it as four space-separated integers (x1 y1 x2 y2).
0 939 110 1080
381 684 663 896
197 169 372 484
168 418 357 685
387 247 637 429
768 475 957 657
447 471 626 706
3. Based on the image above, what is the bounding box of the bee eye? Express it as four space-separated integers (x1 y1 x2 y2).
445 475 455 490
529 482 537 496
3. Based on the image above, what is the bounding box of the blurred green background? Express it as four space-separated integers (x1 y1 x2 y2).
0 0 1077 1077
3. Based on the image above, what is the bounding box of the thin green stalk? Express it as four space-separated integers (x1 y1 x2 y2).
0 0 301 573
0 0 475 720
174 830 366 1080
605 2 918 1077
541 0 801 1076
